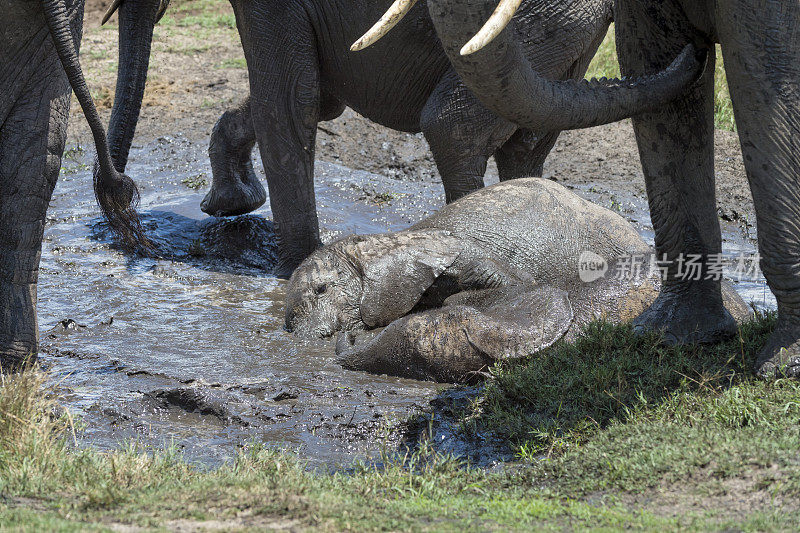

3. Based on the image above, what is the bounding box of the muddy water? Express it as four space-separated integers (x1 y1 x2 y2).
41 134 449 467
40 133 773 468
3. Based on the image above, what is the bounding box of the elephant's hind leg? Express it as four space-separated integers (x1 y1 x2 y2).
615 2 736 345
231 0 323 276
421 73 516 203
203 88 344 218
0 79 69 370
204 96 266 217
494 129 559 181
716 1 800 378
200 96 267 217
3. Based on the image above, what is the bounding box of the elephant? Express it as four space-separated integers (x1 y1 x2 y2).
363 0 800 378
1 0 150 370
285 178 751 382
100 0 706 278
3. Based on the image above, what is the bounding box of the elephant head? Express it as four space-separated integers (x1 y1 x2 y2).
285 230 463 338
353 0 708 132
41 0 147 249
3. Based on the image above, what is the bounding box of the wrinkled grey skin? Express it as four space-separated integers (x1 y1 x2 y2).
285 178 751 382
105 0 705 278
423 0 800 379
1 0 146 370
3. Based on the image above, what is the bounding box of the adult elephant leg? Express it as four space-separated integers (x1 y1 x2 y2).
715 1 800 378
0 79 69 370
232 0 322 277
616 1 736 344
494 130 559 181
203 88 343 218
203 96 265 217
421 72 516 203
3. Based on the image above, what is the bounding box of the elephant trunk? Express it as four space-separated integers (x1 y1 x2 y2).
426 0 707 132
41 0 147 250
107 0 162 172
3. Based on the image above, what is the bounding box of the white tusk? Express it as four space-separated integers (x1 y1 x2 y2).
460 0 523 56
350 0 418 52
101 0 122 25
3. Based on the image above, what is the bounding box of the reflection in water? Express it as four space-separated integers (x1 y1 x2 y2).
40 134 772 467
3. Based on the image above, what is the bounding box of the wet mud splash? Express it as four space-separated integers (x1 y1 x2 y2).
41 134 773 468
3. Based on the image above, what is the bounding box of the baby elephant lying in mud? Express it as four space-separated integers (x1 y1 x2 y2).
285 179 751 383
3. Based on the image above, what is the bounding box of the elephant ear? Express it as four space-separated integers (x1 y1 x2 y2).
344 230 463 328
445 284 574 360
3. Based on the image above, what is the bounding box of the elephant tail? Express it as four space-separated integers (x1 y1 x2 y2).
42 0 149 251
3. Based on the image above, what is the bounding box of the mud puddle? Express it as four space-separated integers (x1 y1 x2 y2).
40 133 773 468
42 134 446 468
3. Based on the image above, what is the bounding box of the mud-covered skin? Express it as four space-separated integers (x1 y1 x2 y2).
286 178 751 382
1 0 145 370
336 260 751 383
425 0 800 379
286 178 651 338
337 285 575 383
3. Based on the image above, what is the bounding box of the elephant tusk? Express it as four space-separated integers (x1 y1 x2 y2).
350 0 418 52
460 0 523 56
101 0 122 25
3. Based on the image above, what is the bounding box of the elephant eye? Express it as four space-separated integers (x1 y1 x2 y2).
314 283 328 295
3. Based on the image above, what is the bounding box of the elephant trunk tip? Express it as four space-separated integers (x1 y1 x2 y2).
93 166 151 252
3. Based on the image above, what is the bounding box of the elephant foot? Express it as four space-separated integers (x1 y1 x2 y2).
275 253 311 279
274 235 322 279
201 164 266 218
755 322 800 379
633 289 737 345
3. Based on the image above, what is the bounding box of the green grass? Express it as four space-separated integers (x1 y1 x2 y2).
2 313 798 529
0 371 670 530
162 13 236 30
216 57 248 69
163 43 212 56
587 29 736 131
137 0 242 48
469 311 800 499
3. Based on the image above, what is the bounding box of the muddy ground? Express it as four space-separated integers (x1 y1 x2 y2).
47 1 768 468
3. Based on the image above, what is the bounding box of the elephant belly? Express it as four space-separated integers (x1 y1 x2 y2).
310 0 451 132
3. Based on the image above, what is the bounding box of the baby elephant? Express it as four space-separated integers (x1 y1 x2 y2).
285 179 751 382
